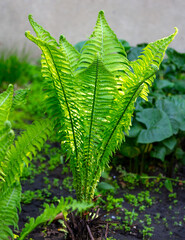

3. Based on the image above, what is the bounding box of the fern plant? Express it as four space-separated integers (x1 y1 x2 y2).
0 85 53 240
26 11 177 202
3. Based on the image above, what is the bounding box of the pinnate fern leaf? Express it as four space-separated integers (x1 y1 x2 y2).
26 30 83 197
0 85 54 239
77 10 129 74
0 84 13 129
25 31 81 156
28 14 59 47
0 118 53 192
59 35 80 72
0 182 21 240
18 197 72 240
0 121 14 181
75 55 118 199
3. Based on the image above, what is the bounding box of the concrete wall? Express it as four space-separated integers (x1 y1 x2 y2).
0 0 184 59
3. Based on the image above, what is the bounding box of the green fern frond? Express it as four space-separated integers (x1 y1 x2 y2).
59 35 80 71
75 55 118 199
0 182 21 240
28 14 59 47
0 85 54 238
25 31 80 154
0 84 13 129
0 121 14 181
124 27 178 101
86 81 146 200
77 10 129 74
85 29 178 201
0 119 53 192
18 197 72 240
12 88 29 110
25 30 84 197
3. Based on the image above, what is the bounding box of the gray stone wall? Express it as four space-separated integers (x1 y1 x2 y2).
0 0 184 58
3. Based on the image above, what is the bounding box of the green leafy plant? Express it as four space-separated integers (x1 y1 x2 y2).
18 196 72 240
0 85 53 240
26 10 177 203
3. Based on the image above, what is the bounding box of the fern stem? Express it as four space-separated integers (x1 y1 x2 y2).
100 13 104 57
88 58 99 153
84 58 99 200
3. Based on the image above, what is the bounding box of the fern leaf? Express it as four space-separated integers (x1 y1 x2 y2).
86 29 178 201
28 15 59 46
25 31 79 154
18 197 72 240
0 119 53 192
0 84 13 130
59 35 80 71
0 121 14 181
28 15 79 72
11 88 29 110
86 81 145 200
126 27 178 101
25 31 84 197
77 10 129 74
75 55 118 199
0 182 21 240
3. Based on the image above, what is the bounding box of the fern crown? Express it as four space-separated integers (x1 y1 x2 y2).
26 10 177 202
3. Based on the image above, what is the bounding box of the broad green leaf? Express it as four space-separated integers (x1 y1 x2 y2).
74 40 87 52
164 179 173 192
119 39 131 52
175 148 185 160
127 119 144 138
120 142 140 158
101 171 109 179
166 48 185 70
150 145 167 162
136 108 173 144
98 182 115 190
174 80 185 93
155 79 174 90
156 96 185 132
162 136 177 150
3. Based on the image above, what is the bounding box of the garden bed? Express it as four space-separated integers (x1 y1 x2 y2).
15 143 185 240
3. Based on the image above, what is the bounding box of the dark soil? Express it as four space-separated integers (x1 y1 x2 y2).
16 151 185 240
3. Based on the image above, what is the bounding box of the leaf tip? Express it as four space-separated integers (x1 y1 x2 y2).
99 10 105 16
59 34 66 43
25 31 30 38
174 27 178 35
28 14 33 21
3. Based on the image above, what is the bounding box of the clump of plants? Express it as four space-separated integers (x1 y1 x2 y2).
0 10 177 240
0 85 53 239
24 10 177 239
0 51 40 89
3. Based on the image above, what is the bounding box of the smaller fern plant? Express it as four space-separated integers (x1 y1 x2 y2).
0 85 53 240
26 10 178 203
